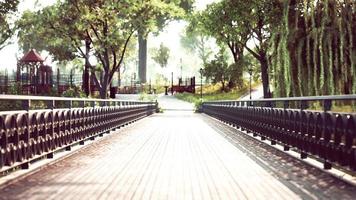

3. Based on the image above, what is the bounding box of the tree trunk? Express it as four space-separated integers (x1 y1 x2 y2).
100 72 110 99
138 31 147 83
260 53 270 98
99 88 107 99
83 39 91 97
287 0 301 97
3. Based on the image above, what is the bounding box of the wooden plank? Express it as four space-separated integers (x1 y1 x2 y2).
0 111 355 200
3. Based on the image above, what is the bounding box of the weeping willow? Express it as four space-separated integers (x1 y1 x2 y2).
269 0 355 97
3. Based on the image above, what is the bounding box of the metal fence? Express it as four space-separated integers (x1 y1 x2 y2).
0 95 157 172
202 95 356 172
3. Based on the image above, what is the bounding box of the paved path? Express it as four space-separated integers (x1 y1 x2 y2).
240 84 264 100
115 93 194 111
157 94 194 111
0 97 355 199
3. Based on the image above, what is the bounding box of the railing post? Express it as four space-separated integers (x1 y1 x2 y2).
282 100 290 151
322 99 332 169
47 100 55 159
298 100 308 159
80 100 85 108
283 101 289 110
155 100 159 113
323 99 332 112
66 100 73 151
300 100 308 110
22 99 31 111
23 99 31 163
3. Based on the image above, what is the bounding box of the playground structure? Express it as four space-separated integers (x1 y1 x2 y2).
16 49 52 95
0 49 146 96
166 77 196 95
0 49 195 97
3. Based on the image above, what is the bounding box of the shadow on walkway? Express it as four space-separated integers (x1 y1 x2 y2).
202 115 356 199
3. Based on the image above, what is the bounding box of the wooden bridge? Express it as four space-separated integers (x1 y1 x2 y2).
0 95 355 199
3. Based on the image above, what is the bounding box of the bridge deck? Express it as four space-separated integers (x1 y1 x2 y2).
0 110 355 199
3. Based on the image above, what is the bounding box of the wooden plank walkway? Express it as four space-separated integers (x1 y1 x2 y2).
0 111 355 200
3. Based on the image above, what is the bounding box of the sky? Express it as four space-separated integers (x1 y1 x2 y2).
0 0 217 83
147 0 217 83
0 0 57 71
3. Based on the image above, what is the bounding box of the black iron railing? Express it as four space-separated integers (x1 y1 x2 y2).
0 95 157 171
202 95 356 171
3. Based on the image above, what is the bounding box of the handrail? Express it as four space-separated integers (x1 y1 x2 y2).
201 94 356 173
0 94 157 172
0 94 153 103
204 94 356 103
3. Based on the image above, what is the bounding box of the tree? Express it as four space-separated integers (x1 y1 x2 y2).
198 1 250 86
203 48 230 91
17 4 89 95
138 0 194 83
269 0 355 97
192 0 282 98
0 0 19 50
228 0 283 98
180 26 213 66
17 0 182 99
17 8 77 60
152 43 170 68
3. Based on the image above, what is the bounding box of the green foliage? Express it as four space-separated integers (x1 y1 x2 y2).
199 0 250 52
151 43 170 68
243 53 261 82
154 73 169 85
203 48 229 91
269 0 355 97
17 0 185 99
0 0 19 50
193 0 252 94
187 0 282 98
0 100 22 111
0 83 22 111
16 8 77 60
175 83 249 111
61 87 86 98
152 0 194 32
7 83 20 95
181 15 214 65
194 0 355 98
139 93 157 102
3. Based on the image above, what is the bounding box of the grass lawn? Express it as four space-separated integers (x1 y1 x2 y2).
175 89 248 103
175 83 355 113
175 83 250 109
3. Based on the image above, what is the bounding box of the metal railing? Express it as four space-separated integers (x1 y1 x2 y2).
202 95 356 172
0 95 157 172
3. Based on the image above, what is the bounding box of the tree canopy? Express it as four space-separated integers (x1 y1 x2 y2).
0 0 19 50
270 0 355 97
17 0 184 98
180 17 214 66
9 0 356 98
152 43 170 68
185 0 355 97
195 1 251 88
203 47 230 91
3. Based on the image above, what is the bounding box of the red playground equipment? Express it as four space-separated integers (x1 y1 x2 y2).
167 77 195 95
